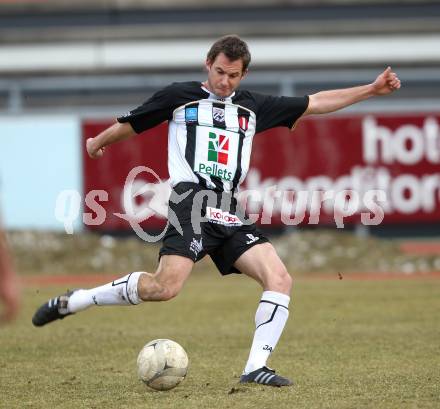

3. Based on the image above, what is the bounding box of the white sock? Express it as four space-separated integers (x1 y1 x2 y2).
243 291 290 374
67 272 144 313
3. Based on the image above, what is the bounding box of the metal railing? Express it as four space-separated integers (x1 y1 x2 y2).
0 67 439 116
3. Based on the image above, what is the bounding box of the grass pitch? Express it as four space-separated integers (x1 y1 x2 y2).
1 272 439 409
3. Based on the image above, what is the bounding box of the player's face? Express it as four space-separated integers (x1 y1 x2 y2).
205 53 247 98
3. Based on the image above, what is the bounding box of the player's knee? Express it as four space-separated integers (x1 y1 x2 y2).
158 271 187 301
278 269 292 293
159 284 182 301
137 272 184 301
267 267 292 294
283 270 293 293
138 281 182 302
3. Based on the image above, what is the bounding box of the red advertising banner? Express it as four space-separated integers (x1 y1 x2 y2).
82 113 440 230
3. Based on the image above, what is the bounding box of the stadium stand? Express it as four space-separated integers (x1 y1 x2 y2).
0 1 438 115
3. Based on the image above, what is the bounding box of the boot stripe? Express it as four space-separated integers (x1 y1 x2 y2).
265 374 275 384
254 372 266 383
259 373 271 384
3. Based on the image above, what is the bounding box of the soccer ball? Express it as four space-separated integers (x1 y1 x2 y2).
137 339 189 391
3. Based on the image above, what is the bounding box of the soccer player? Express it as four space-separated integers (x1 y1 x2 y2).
32 35 400 386
0 222 20 323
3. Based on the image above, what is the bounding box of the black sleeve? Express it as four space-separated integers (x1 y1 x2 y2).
117 83 182 134
254 93 309 134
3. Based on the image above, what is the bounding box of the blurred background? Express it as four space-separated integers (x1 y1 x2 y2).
1 0 440 275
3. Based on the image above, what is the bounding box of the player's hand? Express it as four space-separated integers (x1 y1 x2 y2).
371 67 401 96
0 275 20 324
86 137 105 159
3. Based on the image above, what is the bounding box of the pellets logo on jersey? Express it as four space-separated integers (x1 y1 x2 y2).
208 132 229 165
238 116 249 131
185 107 198 122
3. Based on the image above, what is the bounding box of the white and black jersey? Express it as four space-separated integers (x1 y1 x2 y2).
118 81 308 193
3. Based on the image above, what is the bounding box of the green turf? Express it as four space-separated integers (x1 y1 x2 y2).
1 273 439 409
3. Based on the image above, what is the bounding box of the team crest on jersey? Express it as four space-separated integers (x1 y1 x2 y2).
213 107 225 123
185 107 198 122
238 115 249 131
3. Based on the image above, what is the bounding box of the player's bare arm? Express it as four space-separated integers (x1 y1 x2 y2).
304 66 401 115
86 121 136 159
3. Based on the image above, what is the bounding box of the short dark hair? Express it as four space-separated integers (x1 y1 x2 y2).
207 35 251 72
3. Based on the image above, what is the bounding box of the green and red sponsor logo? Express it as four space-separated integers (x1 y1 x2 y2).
208 131 229 165
198 132 233 181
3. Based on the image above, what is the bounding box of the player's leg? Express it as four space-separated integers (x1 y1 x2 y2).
137 255 194 301
234 241 292 293
33 181 202 327
68 254 194 309
234 242 293 386
32 255 194 327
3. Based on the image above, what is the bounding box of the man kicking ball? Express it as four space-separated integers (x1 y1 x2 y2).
33 35 400 386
